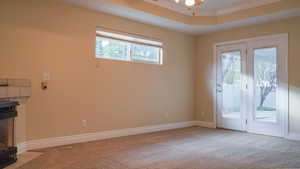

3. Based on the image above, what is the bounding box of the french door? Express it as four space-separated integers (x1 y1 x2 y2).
216 43 247 131
216 34 288 137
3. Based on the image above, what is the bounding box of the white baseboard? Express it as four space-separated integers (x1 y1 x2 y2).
18 120 298 154
17 121 196 153
286 133 300 141
17 142 27 155
195 121 216 128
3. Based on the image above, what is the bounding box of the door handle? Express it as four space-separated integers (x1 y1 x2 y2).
217 84 222 93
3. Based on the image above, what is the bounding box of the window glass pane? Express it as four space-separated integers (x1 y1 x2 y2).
131 44 161 63
96 37 130 61
95 31 163 65
96 30 163 46
254 47 277 123
221 51 241 119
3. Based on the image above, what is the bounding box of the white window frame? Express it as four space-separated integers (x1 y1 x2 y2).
95 30 163 65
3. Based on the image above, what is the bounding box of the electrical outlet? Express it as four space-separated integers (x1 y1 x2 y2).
82 120 87 128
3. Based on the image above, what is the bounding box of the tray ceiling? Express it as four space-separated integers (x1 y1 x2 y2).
61 0 300 34
144 0 281 16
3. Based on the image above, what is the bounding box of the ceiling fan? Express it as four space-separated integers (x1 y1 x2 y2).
174 0 204 7
152 0 205 16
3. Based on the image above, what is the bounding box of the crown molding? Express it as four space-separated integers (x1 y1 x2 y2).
143 0 217 16
216 0 282 15
145 0 282 16
61 0 300 34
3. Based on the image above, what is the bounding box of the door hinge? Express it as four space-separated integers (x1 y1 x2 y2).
245 119 248 125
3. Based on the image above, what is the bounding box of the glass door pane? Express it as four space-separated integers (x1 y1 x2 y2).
221 51 242 119
254 47 277 123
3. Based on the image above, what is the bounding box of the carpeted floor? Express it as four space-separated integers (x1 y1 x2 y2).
16 127 300 169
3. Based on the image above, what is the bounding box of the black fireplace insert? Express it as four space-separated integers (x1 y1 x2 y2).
0 101 18 168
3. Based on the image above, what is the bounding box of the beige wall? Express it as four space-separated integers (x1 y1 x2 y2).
0 0 196 142
196 16 300 133
1 0 300 144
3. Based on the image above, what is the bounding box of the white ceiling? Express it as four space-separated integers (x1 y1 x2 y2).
61 0 300 34
144 0 281 16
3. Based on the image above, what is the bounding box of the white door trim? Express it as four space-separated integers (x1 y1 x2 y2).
212 33 289 138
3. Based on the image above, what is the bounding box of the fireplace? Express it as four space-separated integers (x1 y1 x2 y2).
0 101 18 168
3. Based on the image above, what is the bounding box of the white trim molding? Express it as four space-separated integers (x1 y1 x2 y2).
17 121 197 153
195 121 217 128
144 0 281 16
62 0 300 34
17 142 27 155
217 0 281 15
286 133 300 141
17 120 299 155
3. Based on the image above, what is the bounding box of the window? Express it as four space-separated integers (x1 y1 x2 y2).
96 30 163 65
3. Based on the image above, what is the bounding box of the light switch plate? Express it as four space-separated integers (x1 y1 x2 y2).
43 72 50 81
